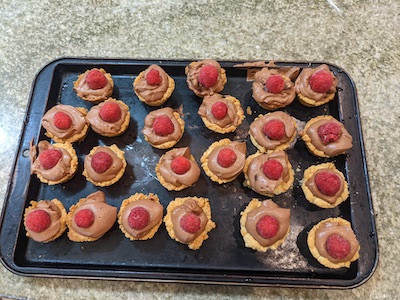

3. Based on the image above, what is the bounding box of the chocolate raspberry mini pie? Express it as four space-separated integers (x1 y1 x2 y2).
185 59 227 97
118 193 164 241
295 64 338 107
300 115 353 158
41 104 89 143
73 68 114 102
164 197 216 250
307 217 360 269
83 144 126 187
252 67 296 110
243 150 294 197
302 162 349 208
30 140 78 185
133 64 175 106
67 191 117 242
249 111 297 153
156 147 200 191
24 199 67 243
142 107 185 149
86 98 130 137
198 93 245 134
200 138 246 184
240 199 290 252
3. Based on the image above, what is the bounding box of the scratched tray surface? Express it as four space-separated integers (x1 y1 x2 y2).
0 58 378 287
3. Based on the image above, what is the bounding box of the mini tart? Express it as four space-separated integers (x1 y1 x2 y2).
156 147 200 191
86 98 130 137
24 199 67 243
300 115 353 158
243 151 294 197
73 68 114 102
249 111 297 153
30 140 78 185
307 217 360 269
83 144 126 187
252 68 296 110
200 138 246 184
41 104 89 143
67 191 117 242
198 93 245 134
295 64 338 107
118 193 164 241
164 197 216 250
240 199 290 252
142 107 185 149
133 64 175 106
302 163 349 208
185 59 227 97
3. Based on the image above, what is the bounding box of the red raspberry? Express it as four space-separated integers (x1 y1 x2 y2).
91 151 113 174
198 64 219 88
85 69 108 90
153 115 174 136
180 212 201 234
314 171 341 196
217 147 237 168
211 101 228 120
99 102 122 123
326 234 351 259
145 68 161 85
309 70 333 93
53 111 72 130
128 206 150 230
74 209 95 228
262 159 283 180
262 119 286 140
39 148 62 170
25 209 51 233
171 156 191 175
256 215 280 239
317 121 342 145
265 74 285 94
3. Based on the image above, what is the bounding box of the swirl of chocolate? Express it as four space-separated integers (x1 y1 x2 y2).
170 199 208 244
70 191 117 239
185 59 226 97
314 221 359 263
84 146 124 183
246 151 292 195
142 107 183 146
295 64 338 102
245 200 290 247
252 68 296 110
120 198 163 239
206 141 246 180
41 105 87 141
158 147 200 187
198 94 243 129
134 64 171 103
250 111 296 151
73 68 113 102
306 169 345 204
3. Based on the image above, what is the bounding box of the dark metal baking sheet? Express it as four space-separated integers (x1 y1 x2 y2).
0 58 378 288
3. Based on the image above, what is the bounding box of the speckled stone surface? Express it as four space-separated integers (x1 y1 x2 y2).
0 0 399 299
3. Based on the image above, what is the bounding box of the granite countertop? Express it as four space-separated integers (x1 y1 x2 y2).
0 0 399 299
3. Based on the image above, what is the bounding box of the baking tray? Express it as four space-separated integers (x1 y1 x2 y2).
0 58 378 288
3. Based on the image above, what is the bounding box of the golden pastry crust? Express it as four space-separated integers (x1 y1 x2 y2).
302 163 349 208
297 92 335 107
307 217 360 269
24 199 67 242
73 68 114 103
240 198 290 252
164 197 216 250
82 144 126 187
199 95 245 134
118 193 163 241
